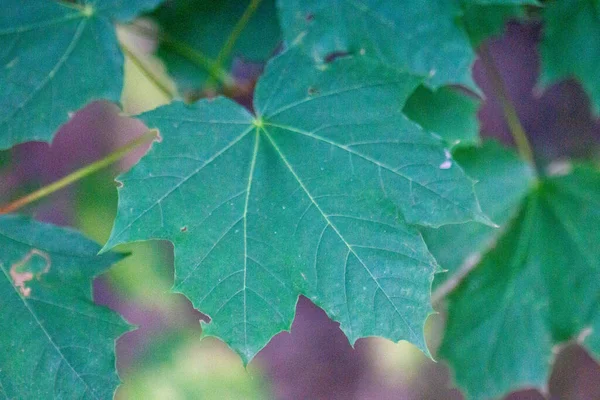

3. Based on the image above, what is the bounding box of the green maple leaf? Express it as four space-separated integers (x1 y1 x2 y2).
540 0 600 114
103 47 490 363
422 141 535 288
440 166 600 399
151 0 280 94
0 0 164 150
0 215 130 399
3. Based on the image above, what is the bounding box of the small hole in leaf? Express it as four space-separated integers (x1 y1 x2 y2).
324 51 350 63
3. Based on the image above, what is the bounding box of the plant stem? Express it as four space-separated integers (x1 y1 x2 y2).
0 130 158 215
215 0 263 68
479 43 536 167
120 41 176 100
203 0 263 89
123 23 235 88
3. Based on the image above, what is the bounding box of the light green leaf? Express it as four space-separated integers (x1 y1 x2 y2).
404 86 480 146
441 166 600 399
276 0 477 90
152 0 280 94
0 215 130 399
104 47 489 363
540 0 600 114
0 0 164 150
423 141 534 287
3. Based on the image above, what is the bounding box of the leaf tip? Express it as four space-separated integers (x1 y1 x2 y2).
475 212 499 228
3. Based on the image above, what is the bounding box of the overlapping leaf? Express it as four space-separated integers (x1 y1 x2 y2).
277 0 477 90
0 0 163 150
104 47 489 363
423 141 535 287
440 166 600 399
0 215 130 399
151 0 280 94
276 0 535 148
404 86 480 146
540 0 600 114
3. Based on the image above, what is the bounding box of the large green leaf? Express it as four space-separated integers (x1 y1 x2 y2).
422 141 534 287
540 0 600 114
104 47 489 363
440 166 600 399
0 215 130 399
152 0 280 94
0 0 163 150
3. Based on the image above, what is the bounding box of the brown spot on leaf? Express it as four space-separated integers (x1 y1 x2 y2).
9 249 51 297
180 226 188 232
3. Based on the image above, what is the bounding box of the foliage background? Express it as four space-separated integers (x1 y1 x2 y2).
1 15 599 400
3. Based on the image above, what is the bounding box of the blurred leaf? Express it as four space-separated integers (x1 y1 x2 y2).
462 4 527 47
441 166 600 399
422 141 534 287
103 47 489 363
0 0 164 150
540 0 600 114
0 215 130 399
404 86 480 146
76 174 173 304
118 332 268 400
151 0 280 93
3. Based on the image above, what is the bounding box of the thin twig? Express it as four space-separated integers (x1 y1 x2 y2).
0 130 158 215
479 43 536 168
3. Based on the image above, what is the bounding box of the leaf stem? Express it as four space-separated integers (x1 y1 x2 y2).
123 23 235 88
215 0 263 68
119 41 176 100
479 43 536 168
0 130 158 215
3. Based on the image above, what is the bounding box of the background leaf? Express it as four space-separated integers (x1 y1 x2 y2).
0 215 130 399
0 0 163 150
404 86 481 146
440 166 600 399
104 47 489 363
277 0 476 90
540 0 600 114
151 0 280 94
422 141 534 288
